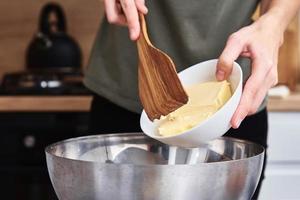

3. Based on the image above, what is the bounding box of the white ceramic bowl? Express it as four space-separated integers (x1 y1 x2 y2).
140 59 243 147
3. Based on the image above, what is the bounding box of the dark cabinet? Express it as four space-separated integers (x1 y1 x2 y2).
0 112 89 200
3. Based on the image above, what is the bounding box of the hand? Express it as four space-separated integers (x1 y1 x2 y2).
103 0 148 40
216 14 283 129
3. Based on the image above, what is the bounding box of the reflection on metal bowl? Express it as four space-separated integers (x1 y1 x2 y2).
45 133 264 200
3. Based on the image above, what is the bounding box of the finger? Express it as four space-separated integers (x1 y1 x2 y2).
114 16 128 26
230 96 249 129
120 0 140 40
115 2 127 25
250 51 278 112
135 0 148 14
251 68 277 111
216 33 246 81
104 0 120 23
250 85 269 115
104 0 127 25
231 56 269 128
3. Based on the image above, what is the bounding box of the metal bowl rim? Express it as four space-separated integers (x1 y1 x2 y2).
45 132 265 166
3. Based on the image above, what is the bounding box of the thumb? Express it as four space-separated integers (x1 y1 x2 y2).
216 34 245 81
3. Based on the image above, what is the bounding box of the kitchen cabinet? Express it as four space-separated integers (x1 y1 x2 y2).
259 112 300 200
0 111 90 199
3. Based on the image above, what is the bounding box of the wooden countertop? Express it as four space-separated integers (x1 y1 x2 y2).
0 96 93 112
268 84 300 112
0 91 299 112
268 92 300 112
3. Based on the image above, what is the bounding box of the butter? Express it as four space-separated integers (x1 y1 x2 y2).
157 80 232 137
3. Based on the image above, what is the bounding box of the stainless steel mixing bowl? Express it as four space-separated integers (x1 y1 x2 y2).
45 133 264 200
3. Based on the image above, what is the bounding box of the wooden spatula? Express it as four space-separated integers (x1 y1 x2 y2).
137 14 188 121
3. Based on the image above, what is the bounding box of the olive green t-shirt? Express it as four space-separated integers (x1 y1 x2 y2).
84 0 266 113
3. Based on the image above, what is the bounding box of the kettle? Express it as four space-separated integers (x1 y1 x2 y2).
26 3 82 70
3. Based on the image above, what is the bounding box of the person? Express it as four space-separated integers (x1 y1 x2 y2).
84 0 300 199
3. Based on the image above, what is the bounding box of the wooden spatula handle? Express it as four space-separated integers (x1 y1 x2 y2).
138 13 152 46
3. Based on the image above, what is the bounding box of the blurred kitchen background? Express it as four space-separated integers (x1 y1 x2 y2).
0 1 299 200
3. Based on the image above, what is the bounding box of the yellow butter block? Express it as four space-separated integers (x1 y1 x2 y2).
158 80 232 137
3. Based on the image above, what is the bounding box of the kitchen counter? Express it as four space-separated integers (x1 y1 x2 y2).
268 92 300 111
0 89 299 112
0 96 92 112
268 84 300 112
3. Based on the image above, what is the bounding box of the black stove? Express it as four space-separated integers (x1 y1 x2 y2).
0 68 91 95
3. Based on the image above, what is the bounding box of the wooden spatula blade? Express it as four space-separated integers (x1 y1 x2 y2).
138 62 188 121
137 13 188 121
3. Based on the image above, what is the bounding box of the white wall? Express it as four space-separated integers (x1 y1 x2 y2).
259 112 300 200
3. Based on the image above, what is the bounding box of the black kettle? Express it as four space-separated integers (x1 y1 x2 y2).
26 3 82 70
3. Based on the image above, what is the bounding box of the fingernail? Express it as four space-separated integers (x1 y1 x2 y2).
216 70 225 80
235 118 243 129
144 7 148 13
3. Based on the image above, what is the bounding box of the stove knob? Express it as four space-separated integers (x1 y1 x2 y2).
24 135 36 148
